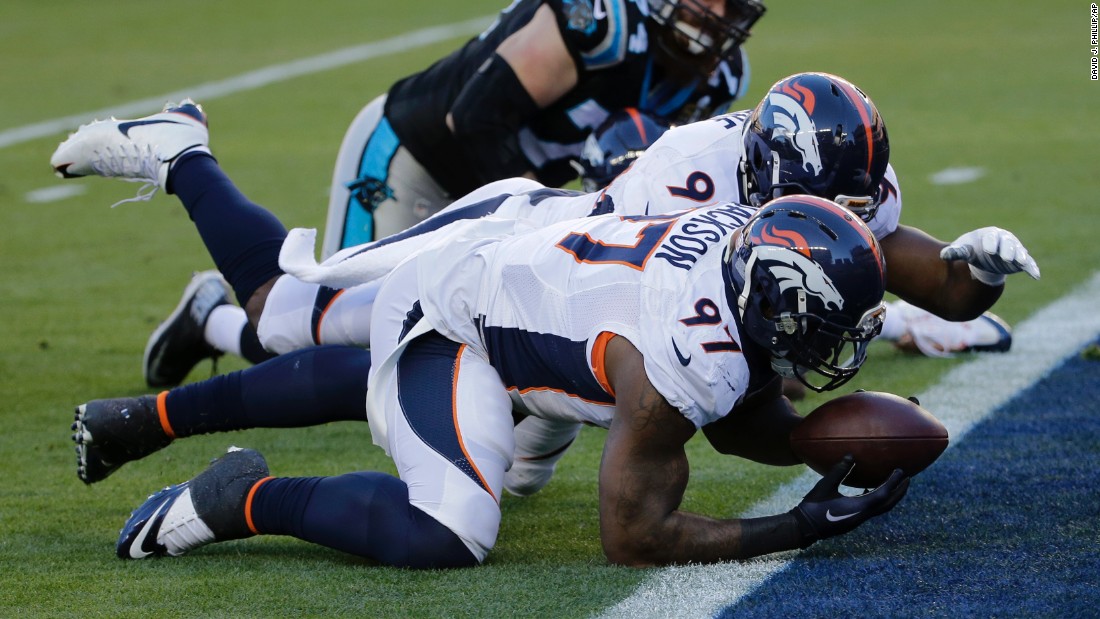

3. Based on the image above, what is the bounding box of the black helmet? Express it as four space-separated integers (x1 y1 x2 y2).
646 0 766 76
724 195 886 391
741 72 890 222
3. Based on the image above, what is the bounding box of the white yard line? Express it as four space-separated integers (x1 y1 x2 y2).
929 166 986 185
597 271 1100 619
0 16 492 151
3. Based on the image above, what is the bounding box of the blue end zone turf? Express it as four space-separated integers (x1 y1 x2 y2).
720 340 1100 618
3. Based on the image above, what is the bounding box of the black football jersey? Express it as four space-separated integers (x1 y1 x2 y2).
384 0 749 196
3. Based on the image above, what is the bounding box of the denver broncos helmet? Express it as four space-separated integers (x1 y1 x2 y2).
724 195 886 391
576 108 672 192
646 0 766 75
741 72 890 222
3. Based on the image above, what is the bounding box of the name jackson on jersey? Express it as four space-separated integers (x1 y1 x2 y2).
652 202 757 271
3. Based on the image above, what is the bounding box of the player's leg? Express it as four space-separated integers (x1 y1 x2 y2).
115 332 512 568
168 151 287 323
254 276 381 355
321 95 452 257
50 100 290 327
505 416 583 496
72 345 371 484
142 270 279 388
876 299 1013 357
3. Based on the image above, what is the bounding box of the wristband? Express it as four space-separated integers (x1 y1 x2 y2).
739 512 809 558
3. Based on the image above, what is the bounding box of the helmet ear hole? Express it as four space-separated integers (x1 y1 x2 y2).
759 301 775 320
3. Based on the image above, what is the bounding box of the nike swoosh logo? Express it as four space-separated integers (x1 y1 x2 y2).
117 119 184 137
825 509 860 522
130 497 172 558
671 338 691 366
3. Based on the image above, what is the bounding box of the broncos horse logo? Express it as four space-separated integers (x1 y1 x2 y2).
752 245 844 311
766 79 823 177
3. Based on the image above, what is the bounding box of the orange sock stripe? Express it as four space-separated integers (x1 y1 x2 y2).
244 476 275 535
156 391 176 440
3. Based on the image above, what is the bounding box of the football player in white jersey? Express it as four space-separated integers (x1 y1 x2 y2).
74 160 913 566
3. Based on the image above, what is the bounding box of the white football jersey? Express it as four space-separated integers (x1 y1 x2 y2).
414 202 765 430
595 110 904 239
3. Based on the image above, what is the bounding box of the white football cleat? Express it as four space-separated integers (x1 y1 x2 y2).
50 99 210 204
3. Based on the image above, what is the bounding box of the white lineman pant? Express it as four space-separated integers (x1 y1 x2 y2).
367 258 515 561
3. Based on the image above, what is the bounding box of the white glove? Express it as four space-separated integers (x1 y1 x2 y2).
939 227 1041 286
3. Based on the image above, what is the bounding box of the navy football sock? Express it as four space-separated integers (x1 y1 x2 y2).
250 472 478 568
169 152 287 305
238 323 277 365
164 345 370 436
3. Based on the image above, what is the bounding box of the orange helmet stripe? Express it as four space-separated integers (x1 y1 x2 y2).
832 78 877 187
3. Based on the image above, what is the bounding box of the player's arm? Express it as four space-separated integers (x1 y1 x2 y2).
881 224 1002 321
882 223 1040 321
701 376 802 465
598 336 908 566
446 4 578 184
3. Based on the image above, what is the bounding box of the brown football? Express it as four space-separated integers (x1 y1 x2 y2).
790 390 949 488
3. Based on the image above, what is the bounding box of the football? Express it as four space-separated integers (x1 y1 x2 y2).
790 390 949 488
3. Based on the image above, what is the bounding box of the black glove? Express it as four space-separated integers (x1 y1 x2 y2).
790 455 910 547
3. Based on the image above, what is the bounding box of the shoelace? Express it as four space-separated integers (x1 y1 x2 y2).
158 487 216 556
89 142 163 207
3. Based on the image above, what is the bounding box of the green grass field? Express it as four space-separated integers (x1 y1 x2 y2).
0 1 1096 616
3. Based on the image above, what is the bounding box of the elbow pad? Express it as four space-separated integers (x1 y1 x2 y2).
449 53 540 183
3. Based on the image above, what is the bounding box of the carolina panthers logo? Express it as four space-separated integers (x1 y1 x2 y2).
753 245 844 311
562 0 596 34
766 84 823 177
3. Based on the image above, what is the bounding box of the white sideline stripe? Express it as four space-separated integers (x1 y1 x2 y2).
596 270 1100 619
929 166 986 185
24 184 85 203
0 16 492 151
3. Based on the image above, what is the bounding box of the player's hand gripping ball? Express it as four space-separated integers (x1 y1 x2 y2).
790 391 949 488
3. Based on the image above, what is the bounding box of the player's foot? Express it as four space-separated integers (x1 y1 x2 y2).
959 312 1013 353
117 447 269 559
890 302 1013 357
144 270 232 388
50 99 210 203
72 395 172 484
